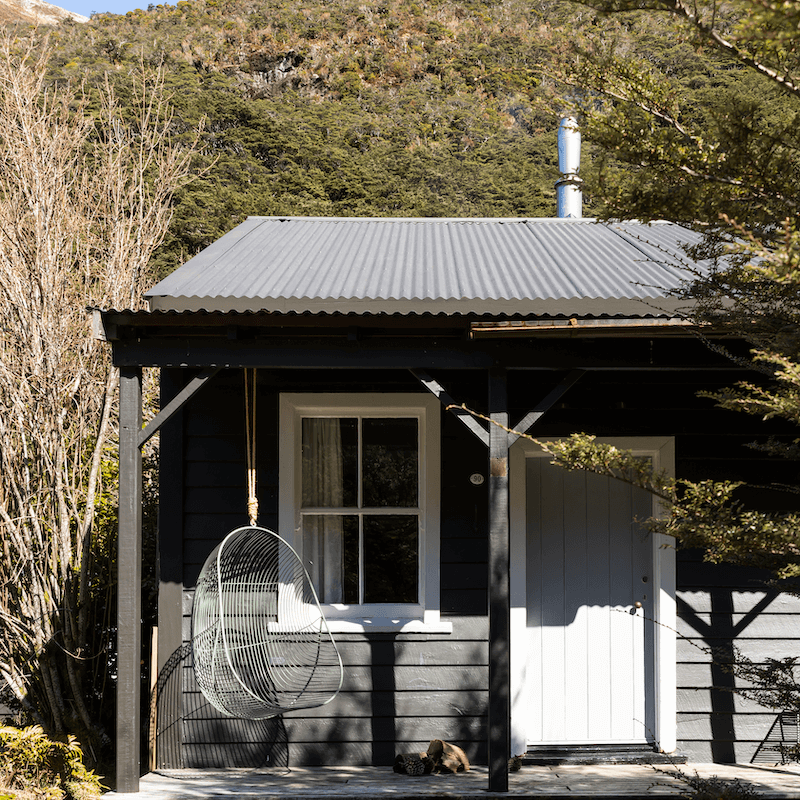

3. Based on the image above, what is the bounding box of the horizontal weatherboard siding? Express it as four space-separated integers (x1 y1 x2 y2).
156 364 800 769
675 552 800 763
177 614 489 766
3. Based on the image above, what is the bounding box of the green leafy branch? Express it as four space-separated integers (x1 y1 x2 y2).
450 405 800 579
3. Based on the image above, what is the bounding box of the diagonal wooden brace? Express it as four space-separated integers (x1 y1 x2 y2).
138 367 221 448
507 369 585 446
410 368 490 446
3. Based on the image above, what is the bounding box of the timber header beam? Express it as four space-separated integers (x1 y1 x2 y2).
108 337 748 372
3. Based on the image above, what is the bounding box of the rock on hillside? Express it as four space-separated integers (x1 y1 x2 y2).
0 0 87 25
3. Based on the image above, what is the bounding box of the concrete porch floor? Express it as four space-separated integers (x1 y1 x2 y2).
104 763 800 799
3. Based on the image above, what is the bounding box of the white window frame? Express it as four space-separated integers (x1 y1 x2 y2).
279 393 450 634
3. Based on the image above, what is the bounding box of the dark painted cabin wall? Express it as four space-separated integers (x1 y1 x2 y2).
158 369 491 768
155 365 800 769
516 369 800 763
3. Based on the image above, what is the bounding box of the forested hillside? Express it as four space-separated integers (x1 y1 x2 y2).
27 0 577 277
18 0 741 276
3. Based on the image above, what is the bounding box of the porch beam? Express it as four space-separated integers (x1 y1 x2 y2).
488 367 510 793
409 368 489 446
507 369 585 446
117 367 143 793
138 366 220 448
111 340 495 370
109 338 747 372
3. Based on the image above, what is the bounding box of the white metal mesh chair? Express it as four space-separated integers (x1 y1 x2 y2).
192 525 343 719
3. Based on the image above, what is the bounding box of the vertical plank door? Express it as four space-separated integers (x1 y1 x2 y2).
525 457 655 744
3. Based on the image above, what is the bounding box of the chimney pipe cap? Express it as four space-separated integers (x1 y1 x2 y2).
558 116 581 176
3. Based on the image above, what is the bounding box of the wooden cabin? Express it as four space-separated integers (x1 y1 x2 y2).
101 216 800 792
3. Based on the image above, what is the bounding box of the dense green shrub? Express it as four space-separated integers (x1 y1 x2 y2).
0 726 103 800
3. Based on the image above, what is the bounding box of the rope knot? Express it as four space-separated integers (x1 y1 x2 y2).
247 497 259 527
245 368 258 525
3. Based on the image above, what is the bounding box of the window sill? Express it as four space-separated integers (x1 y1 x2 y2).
324 617 454 634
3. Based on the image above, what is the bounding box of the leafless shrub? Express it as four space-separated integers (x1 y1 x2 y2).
0 31 196 758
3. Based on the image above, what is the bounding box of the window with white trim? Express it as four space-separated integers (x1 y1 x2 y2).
279 394 446 632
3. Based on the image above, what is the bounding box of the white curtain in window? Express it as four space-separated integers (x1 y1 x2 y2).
302 419 345 603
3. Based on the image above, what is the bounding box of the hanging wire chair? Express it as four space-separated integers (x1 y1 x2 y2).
192 525 344 719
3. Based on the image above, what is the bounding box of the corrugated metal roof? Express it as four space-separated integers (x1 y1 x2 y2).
146 217 708 316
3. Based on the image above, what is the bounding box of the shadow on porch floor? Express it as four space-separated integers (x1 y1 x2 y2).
104 763 800 799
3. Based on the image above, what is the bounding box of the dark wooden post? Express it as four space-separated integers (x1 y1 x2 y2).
488 367 510 792
117 367 143 792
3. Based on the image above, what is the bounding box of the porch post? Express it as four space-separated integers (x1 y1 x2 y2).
488 367 510 792
117 366 143 792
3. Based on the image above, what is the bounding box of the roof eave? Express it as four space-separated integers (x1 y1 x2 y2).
146 296 689 317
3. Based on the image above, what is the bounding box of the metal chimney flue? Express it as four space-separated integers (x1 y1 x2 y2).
556 116 583 218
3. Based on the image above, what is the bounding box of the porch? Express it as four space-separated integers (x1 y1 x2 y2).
104 763 800 799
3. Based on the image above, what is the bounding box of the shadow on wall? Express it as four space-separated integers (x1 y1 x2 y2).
678 587 780 763
150 643 288 769
280 633 488 767
752 713 800 765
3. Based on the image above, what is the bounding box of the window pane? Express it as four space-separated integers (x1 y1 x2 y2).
302 514 359 604
363 515 418 603
301 418 358 508
362 418 418 508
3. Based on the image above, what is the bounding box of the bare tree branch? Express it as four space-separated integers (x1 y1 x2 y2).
0 31 197 755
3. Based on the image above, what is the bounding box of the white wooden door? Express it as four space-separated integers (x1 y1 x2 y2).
525 456 655 745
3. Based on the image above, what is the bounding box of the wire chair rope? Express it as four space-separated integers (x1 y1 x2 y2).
244 367 258 526
191 369 343 719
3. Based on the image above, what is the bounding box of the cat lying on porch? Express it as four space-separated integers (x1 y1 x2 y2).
393 739 471 776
